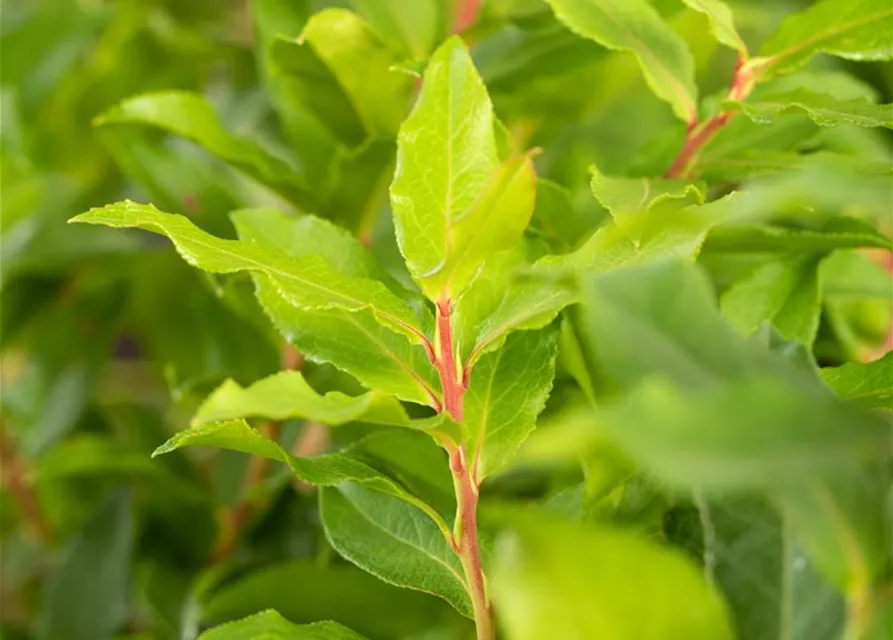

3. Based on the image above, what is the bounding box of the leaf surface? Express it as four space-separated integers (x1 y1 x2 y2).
731 90 893 129
544 0 698 121
197 610 367 640
492 514 734 639
679 0 747 54
758 0 893 78
720 255 823 346
590 163 705 219
819 354 893 411
464 328 558 479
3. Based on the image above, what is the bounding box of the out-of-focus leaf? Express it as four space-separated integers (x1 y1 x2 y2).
819 354 893 411
36 490 134 640
703 218 893 253
492 513 734 639
197 610 367 640
757 0 893 79
543 0 698 122
720 254 823 346
95 92 316 209
348 0 446 59
320 485 471 617
202 560 463 639
730 91 893 129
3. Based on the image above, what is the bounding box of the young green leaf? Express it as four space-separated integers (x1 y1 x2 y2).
757 0 893 79
729 91 893 129
720 254 823 346
543 0 698 122
153 419 450 538
492 514 734 639
197 610 367 640
679 0 747 55
464 328 559 480
70 202 428 345
391 37 536 301
819 354 893 411
94 92 315 209
590 163 705 219
191 370 413 427
320 485 472 617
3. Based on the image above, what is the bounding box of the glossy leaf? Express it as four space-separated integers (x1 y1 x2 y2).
70 202 427 346
720 255 823 346
465 328 559 479
731 91 893 129
544 0 698 122
493 514 734 639
679 0 747 54
320 485 471 616
197 610 367 640
392 37 519 301
758 0 893 79
95 92 315 209
191 370 412 427
819 354 893 411
153 419 450 537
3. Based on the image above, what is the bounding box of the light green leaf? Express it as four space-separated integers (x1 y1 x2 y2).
191 370 412 427
390 37 508 301
703 218 893 253
821 250 892 300
201 561 462 639
465 328 558 479
819 354 893 411
757 0 893 79
36 491 133 640
492 514 734 640
592 377 890 491
70 202 427 346
197 610 367 640
94 92 315 209
680 0 747 54
720 255 823 346
270 9 412 146
730 90 893 129
348 0 445 60
543 0 698 122
153 419 450 538
320 485 471 616
589 163 705 219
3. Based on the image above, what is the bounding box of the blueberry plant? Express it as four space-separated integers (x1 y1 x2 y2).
3 0 893 639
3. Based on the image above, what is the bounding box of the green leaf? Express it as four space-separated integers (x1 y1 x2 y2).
392 37 531 301
70 202 427 346
703 218 893 253
202 561 460 639
192 370 412 427
348 0 445 60
36 491 134 640
197 610 367 640
153 419 450 538
757 0 893 79
465 328 559 479
528 179 592 252
591 376 890 491
589 163 705 219
543 0 698 122
320 485 471 616
271 9 413 146
730 90 893 129
679 0 747 54
94 92 315 209
492 514 734 639
720 254 823 346
819 354 893 411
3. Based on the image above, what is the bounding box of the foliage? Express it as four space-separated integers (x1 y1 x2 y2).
2 0 892 639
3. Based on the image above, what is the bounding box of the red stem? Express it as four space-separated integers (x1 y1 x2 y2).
436 300 463 422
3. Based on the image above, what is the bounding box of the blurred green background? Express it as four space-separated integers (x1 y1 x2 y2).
1 1 890 639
